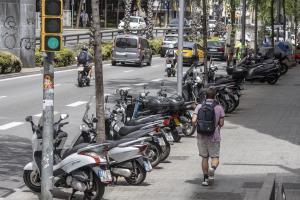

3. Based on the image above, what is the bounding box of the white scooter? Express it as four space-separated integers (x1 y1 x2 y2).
23 115 112 200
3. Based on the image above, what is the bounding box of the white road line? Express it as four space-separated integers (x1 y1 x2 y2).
34 111 59 117
66 101 87 107
0 122 24 130
54 83 61 87
124 70 134 73
133 83 147 86
151 78 163 82
119 87 131 90
151 65 159 68
0 96 7 99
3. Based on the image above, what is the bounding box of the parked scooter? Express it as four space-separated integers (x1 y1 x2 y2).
165 49 177 77
23 115 112 199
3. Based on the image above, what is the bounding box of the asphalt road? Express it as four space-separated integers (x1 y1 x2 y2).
0 57 215 197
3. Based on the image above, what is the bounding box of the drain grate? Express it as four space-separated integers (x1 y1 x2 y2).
168 156 189 160
191 192 243 200
283 183 300 190
243 182 263 189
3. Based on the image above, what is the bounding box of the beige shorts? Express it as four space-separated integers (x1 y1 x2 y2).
197 138 220 158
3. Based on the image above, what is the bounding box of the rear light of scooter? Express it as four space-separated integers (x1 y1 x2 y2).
134 144 148 155
80 152 101 164
163 119 170 126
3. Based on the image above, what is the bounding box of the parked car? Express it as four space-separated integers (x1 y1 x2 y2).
111 35 152 67
175 42 204 66
118 16 147 30
207 40 226 60
166 18 190 34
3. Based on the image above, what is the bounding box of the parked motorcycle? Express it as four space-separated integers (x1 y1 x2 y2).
23 115 112 199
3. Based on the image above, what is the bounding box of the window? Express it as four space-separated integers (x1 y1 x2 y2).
130 17 139 23
115 38 138 48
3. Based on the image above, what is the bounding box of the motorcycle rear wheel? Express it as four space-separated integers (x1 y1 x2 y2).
145 142 161 168
167 68 172 77
160 142 171 162
83 170 105 200
124 161 147 185
280 64 288 75
218 97 228 113
267 75 279 85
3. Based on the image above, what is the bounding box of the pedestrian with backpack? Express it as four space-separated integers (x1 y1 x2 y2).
192 88 225 186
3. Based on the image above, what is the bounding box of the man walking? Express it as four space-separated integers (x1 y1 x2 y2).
192 88 225 186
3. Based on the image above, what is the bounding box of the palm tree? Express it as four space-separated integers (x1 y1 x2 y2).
191 0 201 40
124 0 133 33
270 0 275 49
227 0 236 66
141 0 154 39
254 0 258 54
202 0 208 85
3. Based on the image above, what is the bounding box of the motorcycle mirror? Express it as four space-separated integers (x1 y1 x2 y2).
92 118 98 123
25 116 32 122
60 114 69 120
105 95 109 103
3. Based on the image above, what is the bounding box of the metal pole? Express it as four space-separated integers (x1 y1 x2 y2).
41 52 55 200
177 0 184 96
241 0 246 56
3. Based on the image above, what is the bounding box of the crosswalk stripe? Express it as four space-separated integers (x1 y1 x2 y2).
0 122 24 130
66 101 87 107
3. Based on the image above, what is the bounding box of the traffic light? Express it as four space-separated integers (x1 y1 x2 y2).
41 0 63 52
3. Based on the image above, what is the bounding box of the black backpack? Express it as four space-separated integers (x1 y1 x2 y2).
78 51 88 64
197 100 217 136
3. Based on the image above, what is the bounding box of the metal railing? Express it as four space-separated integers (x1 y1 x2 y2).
35 27 193 47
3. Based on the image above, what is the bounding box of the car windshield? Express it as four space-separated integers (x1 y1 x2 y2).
165 36 178 41
139 18 145 23
169 19 179 26
115 38 138 48
208 41 222 47
130 18 139 23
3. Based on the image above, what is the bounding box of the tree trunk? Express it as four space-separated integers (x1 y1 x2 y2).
254 0 258 54
191 0 199 40
154 1 161 27
202 0 208 85
124 0 132 33
270 0 275 49
64 0 70 10
91 0 106 143
228 0 236 66
76 0 83 28
295 0 298 47
283 0 286 41
146 0 154 39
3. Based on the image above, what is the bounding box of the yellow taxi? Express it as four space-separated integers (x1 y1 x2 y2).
175 42 204 66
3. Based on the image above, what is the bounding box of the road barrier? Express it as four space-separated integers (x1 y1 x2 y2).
35 27 193 47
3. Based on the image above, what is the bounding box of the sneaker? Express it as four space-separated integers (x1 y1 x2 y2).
208 167 215 185
202 178 209 186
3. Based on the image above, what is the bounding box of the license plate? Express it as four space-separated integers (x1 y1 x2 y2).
166 64 172 68
174 117 181 126
234 94 239 100
97 169 112 183
210 49 217 52
165 132 174 142
143 159 152 172
157 137 166 146
225 94 230 100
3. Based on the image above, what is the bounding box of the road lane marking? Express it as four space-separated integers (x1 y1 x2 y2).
54 83 61 87
133 83 147 86
0 122 24 130
34 111 59 117
151 78 163 82
0 96 7 99
150 66 159 68
66 101 87 107
124 70 134 73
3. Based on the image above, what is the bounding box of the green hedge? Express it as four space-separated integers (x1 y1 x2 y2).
0 51 22 74
35 48 76 67
149 39 163 55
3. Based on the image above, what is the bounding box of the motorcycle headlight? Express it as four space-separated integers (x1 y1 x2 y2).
80 124 89 132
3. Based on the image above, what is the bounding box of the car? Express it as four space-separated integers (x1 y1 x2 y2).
208 20 217 31
166 18 190 34
111 35 152 67
175 42 204 66
160 34 179 57
207 40 226 60
118 16 146 30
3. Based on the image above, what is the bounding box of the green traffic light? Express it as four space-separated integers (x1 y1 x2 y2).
47 37 59 49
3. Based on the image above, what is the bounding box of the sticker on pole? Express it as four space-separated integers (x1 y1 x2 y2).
43 100 53 109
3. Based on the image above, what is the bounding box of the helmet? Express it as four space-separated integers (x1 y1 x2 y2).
82 45 88 51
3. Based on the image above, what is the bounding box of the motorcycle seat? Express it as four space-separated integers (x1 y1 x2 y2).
122 128 154 139
61 143 90 159
118 124 148 136
126 115 164 126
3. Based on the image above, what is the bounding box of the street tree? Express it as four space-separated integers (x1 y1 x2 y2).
91 0 106 142
227 0 237 66
76 0 83 28
191 0 201 40
202 0 208 85
124 0 133 33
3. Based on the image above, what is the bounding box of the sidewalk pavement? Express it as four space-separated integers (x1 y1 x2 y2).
4 66 300 200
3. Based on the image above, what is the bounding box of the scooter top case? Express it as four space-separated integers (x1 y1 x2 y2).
166 95 185 111
146 96 171 113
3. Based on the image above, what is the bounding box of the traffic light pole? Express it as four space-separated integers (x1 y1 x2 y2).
177 0 184 96
41 52 55 200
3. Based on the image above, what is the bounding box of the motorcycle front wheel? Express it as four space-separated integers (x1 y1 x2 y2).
145 142 161 168
124 161 147 185
160 142 171 162
23 170 41 193
83 170 105 200
182 113 196 137
280 64 288 75
266 75 279 85
167 68 172 77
